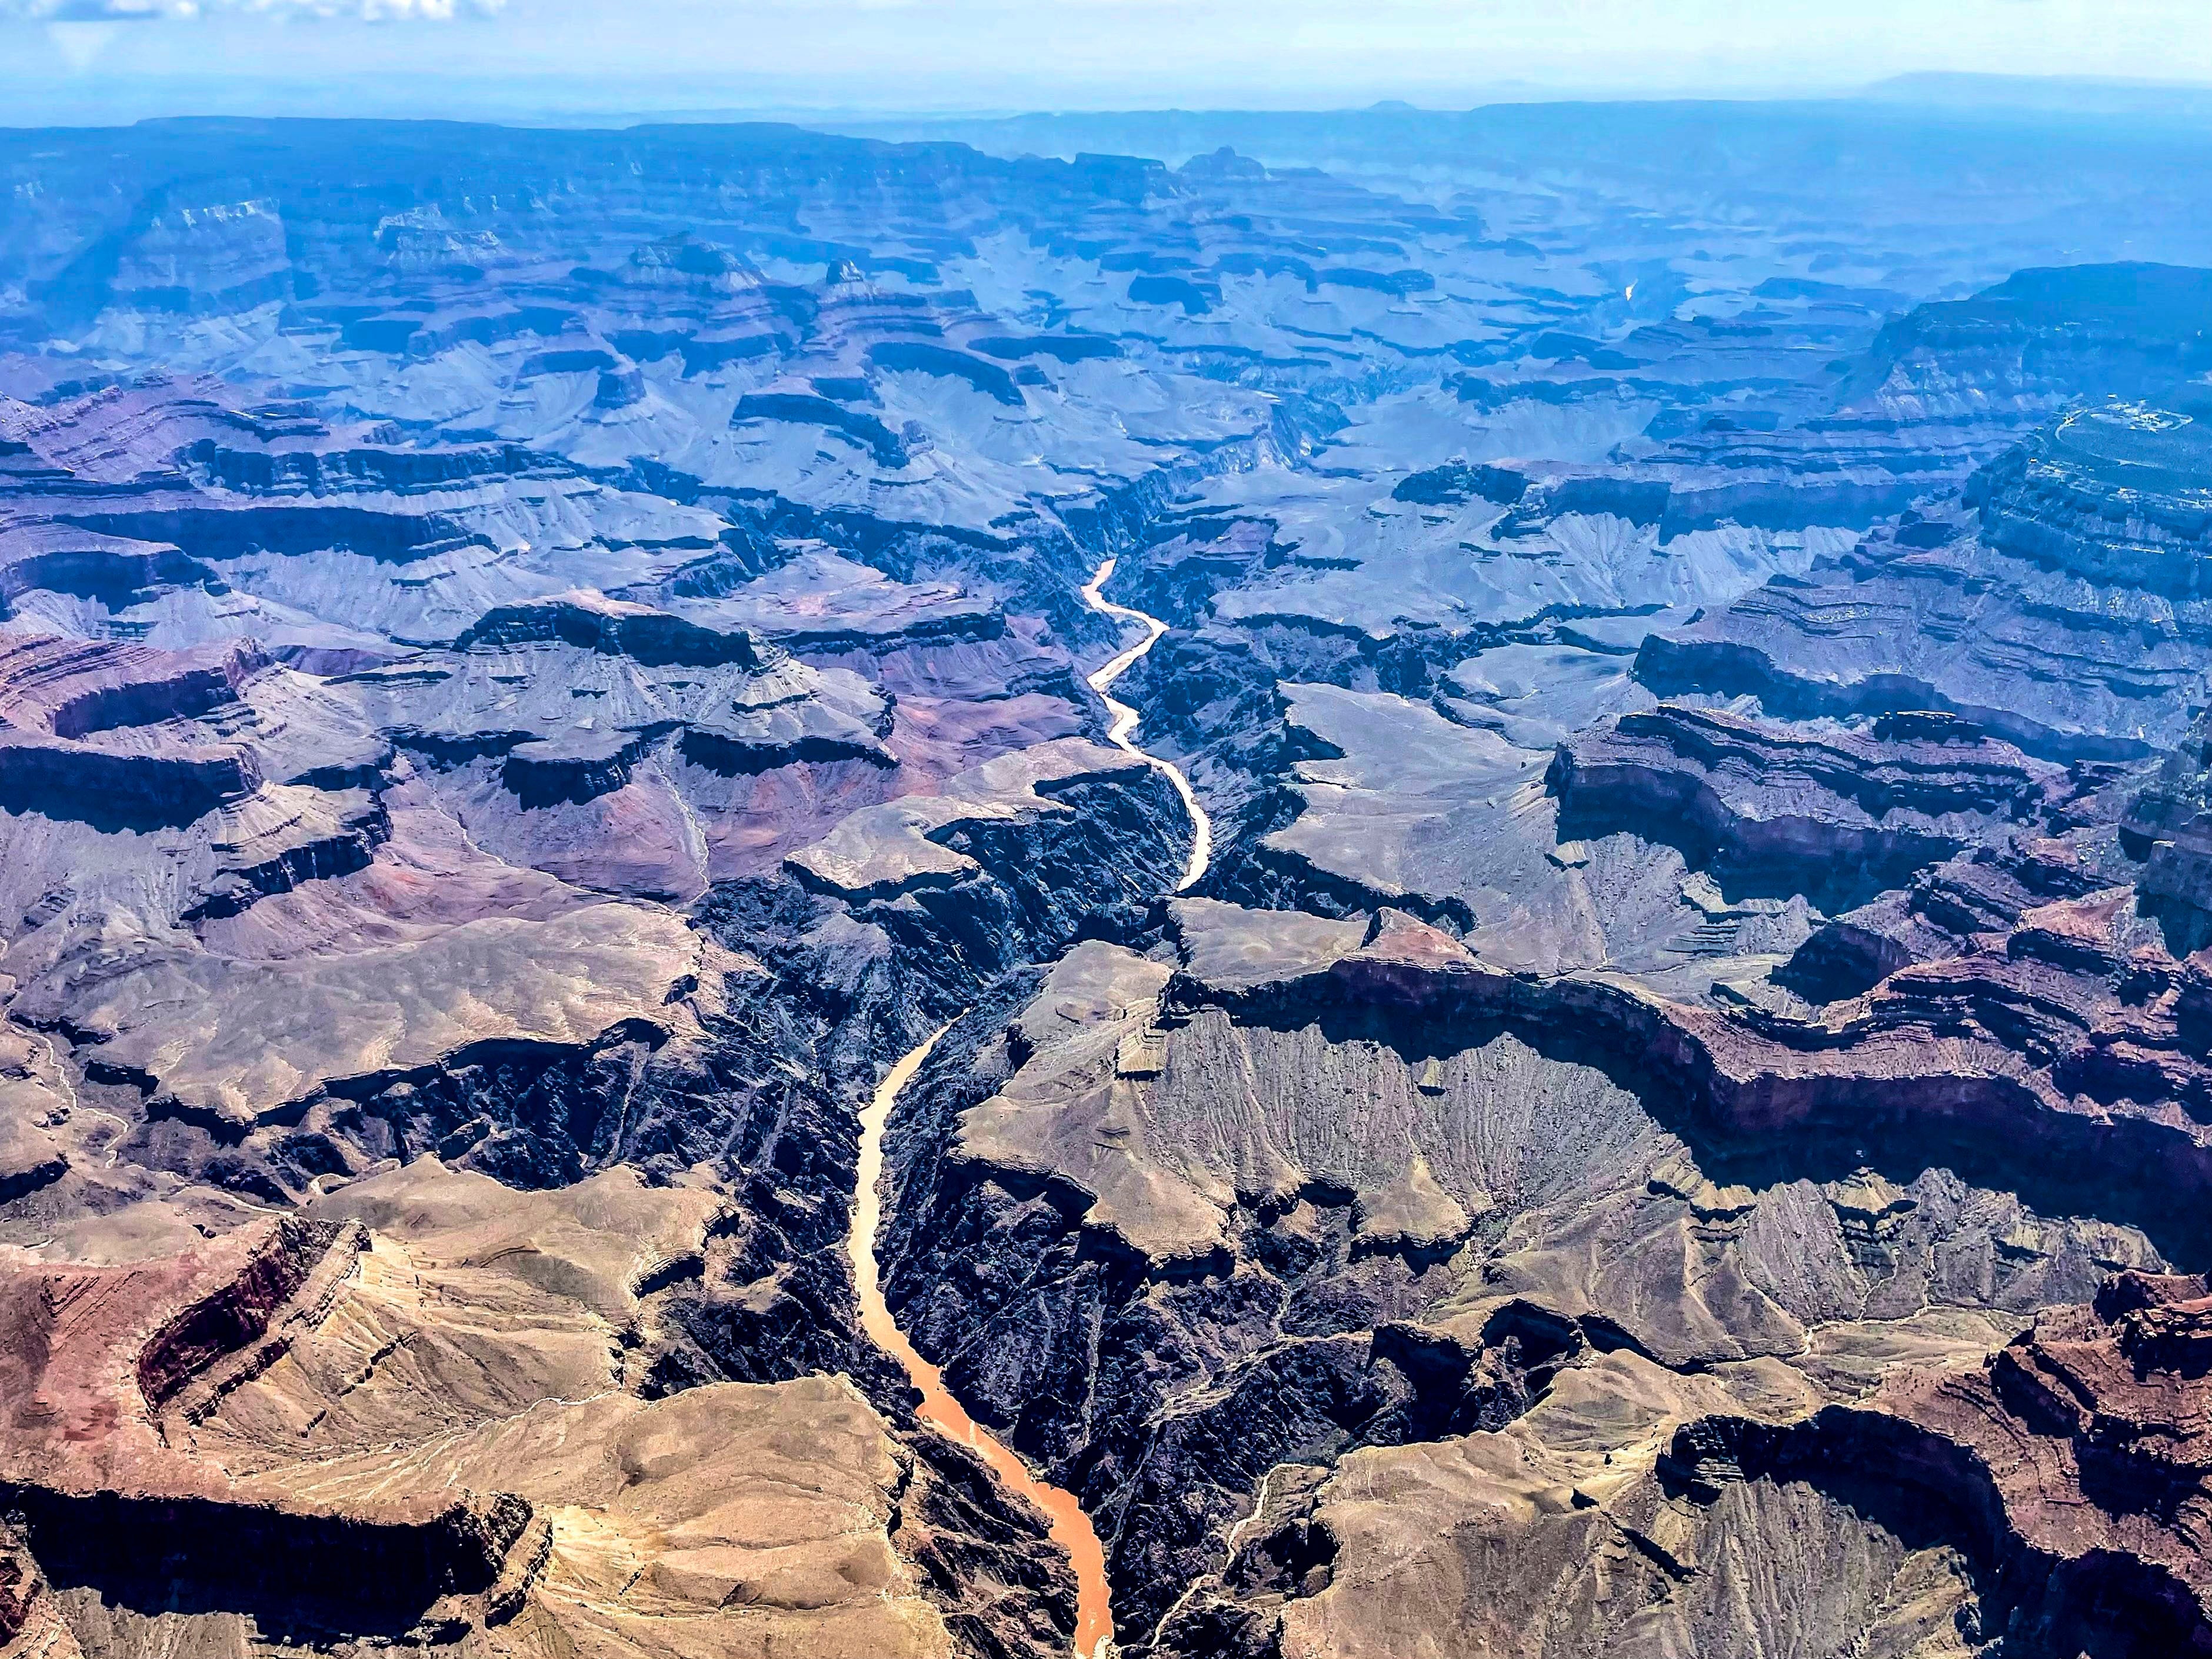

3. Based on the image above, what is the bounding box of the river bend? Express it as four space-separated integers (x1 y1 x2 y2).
846 566 1209 1657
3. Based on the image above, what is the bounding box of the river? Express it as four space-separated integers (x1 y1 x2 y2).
852 1027 1114 1657
1080 557 1212 894
846 565 1209 1658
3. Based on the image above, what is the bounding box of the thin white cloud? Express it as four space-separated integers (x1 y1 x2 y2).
5 0 504 16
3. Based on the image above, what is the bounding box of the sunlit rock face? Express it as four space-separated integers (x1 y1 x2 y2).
1 106 2211 1659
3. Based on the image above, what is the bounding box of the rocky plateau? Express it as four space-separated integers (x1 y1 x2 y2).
0 102 2208 1659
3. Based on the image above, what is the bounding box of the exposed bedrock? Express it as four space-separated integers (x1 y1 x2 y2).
1781 832 2111 1001
677 718 897 777
178 435 573 498
0 1487 529 1638
182 786 392 920
0 1175 1076 1659
1549 702 2089 902
344 587 899 878
662 742 1193 1356
0 731 1195 1479
1635 422 1991 542
19 903 709 1136
0 729 262 830
498 726 656 808
0 632 259 737
0 534 216 615
1393 459 1530 509
874 900 2188 1643
452 589 767 668
1969 401 2212 598
1210 1393 2017 1658
777 740 1192 983
8 109 2212 1659
1103 563 1500 706
0 1212 538 1644
1636 397 2212 766
0 641 404 885
1853 262 2212 417
1177 900 2212 1266
58 504 492 567
1662 1269 2212 1654
2120 706 2212 952
732 391 911 468
866 340 1026 405
134 1214 351 1408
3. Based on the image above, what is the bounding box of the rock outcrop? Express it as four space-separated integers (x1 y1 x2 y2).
1551 703 2083 898
1657 1267 2212 1655
0 1167 1075 1658
1637 397 2212 765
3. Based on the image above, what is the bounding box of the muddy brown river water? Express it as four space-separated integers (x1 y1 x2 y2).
852 1027 1115 1658
847 568 1210 1657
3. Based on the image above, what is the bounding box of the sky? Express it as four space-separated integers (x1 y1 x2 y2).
2 0 2211 124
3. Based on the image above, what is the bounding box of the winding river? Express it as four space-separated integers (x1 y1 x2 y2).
1080 557 1212 894
847 563 1210 1659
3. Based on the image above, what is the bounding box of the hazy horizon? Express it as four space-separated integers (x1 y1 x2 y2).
3 1 2211 127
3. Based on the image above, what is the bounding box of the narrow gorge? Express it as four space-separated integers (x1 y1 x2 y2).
856 1025 1118 1659
848 557 1211 1658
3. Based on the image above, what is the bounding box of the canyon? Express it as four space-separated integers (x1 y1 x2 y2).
841 558 1210 1658
0 99 2208 1659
